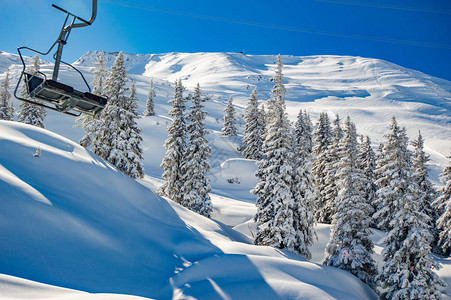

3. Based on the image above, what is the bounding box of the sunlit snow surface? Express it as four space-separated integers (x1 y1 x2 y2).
0 121 376 299
0 50 450 299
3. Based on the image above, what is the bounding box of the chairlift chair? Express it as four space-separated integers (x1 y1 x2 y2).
14 0 107 116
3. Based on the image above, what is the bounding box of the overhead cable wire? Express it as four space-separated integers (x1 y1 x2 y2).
100 0 451 50
315 0 451 15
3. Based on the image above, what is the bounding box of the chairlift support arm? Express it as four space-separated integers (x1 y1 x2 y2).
52 0 98 81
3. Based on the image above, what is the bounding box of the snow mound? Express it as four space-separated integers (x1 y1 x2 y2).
0 121 377 299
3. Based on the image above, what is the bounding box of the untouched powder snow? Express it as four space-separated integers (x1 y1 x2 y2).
1 50 449 183
0 121 377 299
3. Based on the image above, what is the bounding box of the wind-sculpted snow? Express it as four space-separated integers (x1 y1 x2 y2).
0 121 377 299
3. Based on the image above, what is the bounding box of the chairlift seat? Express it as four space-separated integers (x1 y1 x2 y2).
24 73 107 115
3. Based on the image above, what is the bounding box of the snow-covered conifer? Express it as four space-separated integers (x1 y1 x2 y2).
93 52 144 179
108 81 144 179
0 69 13 121
357 135 378 215
373 117 410 231
221 97 238 136
242 88 264 159
292 112 317 259
180 84 212 217
18 55 46 128
412 131 440 252
319 115 343 224
436 153 451 255
324 117 376 288
143 78 156 116
158 79 187 204
93 51 128 158
312 112 332 223
294 109 313 155
76 52 107 147
253 55 312 256
375 117 445 298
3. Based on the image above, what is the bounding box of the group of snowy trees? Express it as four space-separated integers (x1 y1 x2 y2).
239 55 450 297
77 51 144 179
0 54 47 126
158 80 212 217
251 55 316 259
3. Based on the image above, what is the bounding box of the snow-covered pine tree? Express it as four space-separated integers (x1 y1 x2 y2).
253 55 311 256
436 153 451 255
412 131 440 252
376 118 445 299
180 83 212 217
221 97 238 136
158 79 187 204
259 104 266 138
294 109 313 155
93 51 128 159
319 114 343 224
357 135 378 216
242 88 264 159
292 112 317 259
311 112 332 222
76 51 108 148
107 81 144 179
324 117 377 288
0 69 13 121
18 55 46 128
373 117 410 231
143 78 156 116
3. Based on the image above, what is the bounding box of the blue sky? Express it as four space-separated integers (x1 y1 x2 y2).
1 0 450 80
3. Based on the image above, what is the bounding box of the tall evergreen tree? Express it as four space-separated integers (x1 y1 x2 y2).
436 153 451 255
0 69 13 121
180 84 212 217
158 79 187 204
93 51 128 159
412 131 440 252
253 55 313 257
324 117 377 288
18 55 46 128
76 51 108 147
320 115 343 224
107 81 144 179
375 117 445 299
221 97 238 136
292 112 317 259
312 112 332 223
242 88 264 159
357 135 378 216
294 109 313 155
143 78 156 116
92 52 144 179
373 117 410 231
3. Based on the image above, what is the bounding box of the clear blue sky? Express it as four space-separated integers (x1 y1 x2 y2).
1 0 450 80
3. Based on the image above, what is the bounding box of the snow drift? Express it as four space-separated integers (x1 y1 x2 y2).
0 121 377 299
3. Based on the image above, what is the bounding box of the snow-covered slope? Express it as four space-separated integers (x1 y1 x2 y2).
0 121 377 299
1 50 449 181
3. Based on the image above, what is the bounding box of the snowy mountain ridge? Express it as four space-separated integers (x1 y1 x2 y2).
2 50 449 178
